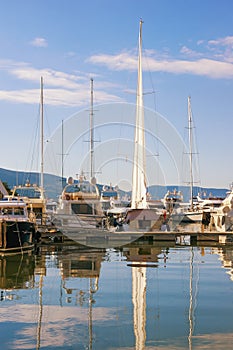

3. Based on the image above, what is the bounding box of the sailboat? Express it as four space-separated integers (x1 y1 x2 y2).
124 20 164 232
52 79 106 238
172 97 204 224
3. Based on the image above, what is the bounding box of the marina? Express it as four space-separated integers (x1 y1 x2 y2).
1 2 233 349
1 21 233 253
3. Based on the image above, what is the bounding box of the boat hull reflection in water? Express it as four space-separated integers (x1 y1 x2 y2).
0 253 35 292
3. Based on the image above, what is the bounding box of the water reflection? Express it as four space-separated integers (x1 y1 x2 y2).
0 253 35 299
214 247 233 281
0 243 233 349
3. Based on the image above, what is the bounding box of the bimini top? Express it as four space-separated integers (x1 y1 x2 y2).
62 180 100 201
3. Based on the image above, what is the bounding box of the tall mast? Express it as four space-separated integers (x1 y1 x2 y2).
61 119 64 189
131 19 147 209
40 76 44 190
188 96 194 209
90 78 94 179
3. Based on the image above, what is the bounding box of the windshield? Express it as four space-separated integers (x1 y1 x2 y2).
14 188 41 198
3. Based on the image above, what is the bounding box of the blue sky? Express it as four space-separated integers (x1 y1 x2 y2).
0 0 233 190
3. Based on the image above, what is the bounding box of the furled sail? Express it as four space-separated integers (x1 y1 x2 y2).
131 20 148 209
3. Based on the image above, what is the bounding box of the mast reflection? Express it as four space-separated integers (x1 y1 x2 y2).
124 243 163 349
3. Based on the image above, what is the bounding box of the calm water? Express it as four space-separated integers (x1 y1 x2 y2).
0 242 233 350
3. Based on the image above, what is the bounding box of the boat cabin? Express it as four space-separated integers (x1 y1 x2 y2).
59 179 103 217
11 183 46 225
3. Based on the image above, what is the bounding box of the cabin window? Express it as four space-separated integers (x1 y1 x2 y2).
66 185 80 193
14 208 25 215
14 188 41 198
1 208 13 215
71 203 93 215
71 261 94 270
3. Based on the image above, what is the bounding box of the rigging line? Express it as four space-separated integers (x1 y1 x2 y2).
141 31 157 102
16 221 24 256
42 104 61 175
16 245 25 284
186 101 201 191
140 34 161 187
193 247 200 328
191 109 202 192
27 106 40 175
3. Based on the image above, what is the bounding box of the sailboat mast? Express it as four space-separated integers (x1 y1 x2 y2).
131 19 147 209
188 96 194 209
61 119 64 189
90 78 94 179
40 76 44 190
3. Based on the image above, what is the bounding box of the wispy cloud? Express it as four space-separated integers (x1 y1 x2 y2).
30 37 48 47
180 46 202 58
0 59 123 106
88 51 233 79
208 36 233 47
1 34 233 108
87 34 233 79
0 88 122 106
11 66 84 89
206 35 233 63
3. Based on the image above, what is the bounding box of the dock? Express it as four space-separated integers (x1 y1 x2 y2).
38 224 233 248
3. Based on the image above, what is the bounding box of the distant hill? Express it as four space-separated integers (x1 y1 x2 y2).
0 168 63 199
147 184 229 202
0 167 229 202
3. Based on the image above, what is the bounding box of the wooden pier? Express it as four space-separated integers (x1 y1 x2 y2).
38 224 233 248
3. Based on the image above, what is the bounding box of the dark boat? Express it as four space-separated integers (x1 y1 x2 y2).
0 197 39 254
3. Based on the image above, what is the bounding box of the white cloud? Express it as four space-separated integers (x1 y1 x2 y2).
88 51 233 79
11 66 83 89
0 59 123 106
0 87 122 106
88 52 138 71
1 34 233 108
208 36 233 47
206 36 233 63
87 34 233 79
0 60 122 107
30 37 48 47
180 46 202 58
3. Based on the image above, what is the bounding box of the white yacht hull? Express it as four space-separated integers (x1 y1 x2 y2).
171 210 203 223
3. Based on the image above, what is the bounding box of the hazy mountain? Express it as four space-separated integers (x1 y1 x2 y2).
0 168 63 199
147 184 229 202
0 168 229 202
